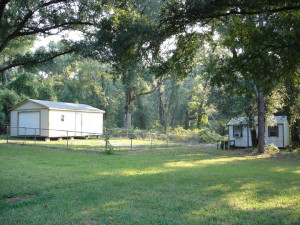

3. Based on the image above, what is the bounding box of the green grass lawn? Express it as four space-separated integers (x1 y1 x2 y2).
0 144 299 224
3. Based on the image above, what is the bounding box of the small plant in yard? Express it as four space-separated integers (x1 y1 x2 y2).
105 133 114 154
106 144 115 154
264 143 280 155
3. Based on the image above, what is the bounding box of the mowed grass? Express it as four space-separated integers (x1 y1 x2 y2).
0 144 299 224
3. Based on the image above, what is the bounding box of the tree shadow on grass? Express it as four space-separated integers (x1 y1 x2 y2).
1 145 299 224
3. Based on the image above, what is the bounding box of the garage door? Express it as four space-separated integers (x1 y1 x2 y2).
18 112 40 135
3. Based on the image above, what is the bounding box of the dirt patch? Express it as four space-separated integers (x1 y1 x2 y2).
5 194 37 204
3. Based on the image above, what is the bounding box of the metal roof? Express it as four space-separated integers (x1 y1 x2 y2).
254 115 287 126
11 99 105 112
227 117 249 126
228 116 288 126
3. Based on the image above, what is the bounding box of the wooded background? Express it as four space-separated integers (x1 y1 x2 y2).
0 0 299 151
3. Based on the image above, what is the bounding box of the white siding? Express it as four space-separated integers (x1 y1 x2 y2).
235 126 249 147
82 112 103 135
16 102 44 110
10 111 18 136
40 109 49 137
10 101 104 138
48 111 103 137
228 116 289 149
75 113 82 136
229 125 252 147
48 110 76 137
228 126 234 141
265 125 284 148
283 120 290 147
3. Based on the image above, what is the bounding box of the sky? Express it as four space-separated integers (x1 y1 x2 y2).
33 31 84 50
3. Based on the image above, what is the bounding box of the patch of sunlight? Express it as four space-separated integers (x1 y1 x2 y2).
92 167 174 177
293 169 300 174
272 167 288 172
205 184 231 192
80 207 99 216
164 157 250 168
102 200 127 210
272 167 300 174
225 184 300 211
188 202 223 221
79 201 127 216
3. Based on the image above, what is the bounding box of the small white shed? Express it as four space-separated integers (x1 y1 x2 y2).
10 99 105 138
228 116 290 148
228 117 252 148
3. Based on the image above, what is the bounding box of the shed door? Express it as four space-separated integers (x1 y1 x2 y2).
75 113 82 136
18 112 40 135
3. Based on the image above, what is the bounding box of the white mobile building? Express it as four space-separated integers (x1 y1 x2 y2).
10 99 105 138
228 116 290 148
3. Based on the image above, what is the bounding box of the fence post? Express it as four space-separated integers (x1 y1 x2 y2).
105 132 108 153
131 135 133 151
34 128 36 145
6 125 8 144
150 132 152 149
25 128 27 143
67 131 69 149
166 132 168 147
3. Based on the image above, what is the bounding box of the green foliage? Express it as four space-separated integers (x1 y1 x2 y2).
0 89 24 132
38 86 57 101
166 126 222 143
7 72 38 98
264 144 280 155
105 134 115 154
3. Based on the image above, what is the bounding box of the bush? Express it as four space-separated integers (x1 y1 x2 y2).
265 144 280 155
106 144 115 154
166 126 222 144
104 134 114 154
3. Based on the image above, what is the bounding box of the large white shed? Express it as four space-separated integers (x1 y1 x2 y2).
10 99 105 138
228 116 290 148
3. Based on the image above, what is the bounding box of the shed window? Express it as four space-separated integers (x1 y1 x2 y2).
61 115 64 122
268 126 279 137
233 126 243 137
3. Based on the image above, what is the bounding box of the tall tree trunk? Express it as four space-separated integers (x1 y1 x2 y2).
124 106 131 130
170 105 178 127
157 81 165 129
196 101 205 129
257 16 265 153
184 109 190 129
137 99 146 129
124 86 133 130
257 91 265 153
196 80 208 129
184 95 193 129
250 128 258 147
1 71 6 86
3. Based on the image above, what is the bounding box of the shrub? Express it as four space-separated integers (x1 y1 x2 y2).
104 134 114 154
106 144 115 154
265 144 280 155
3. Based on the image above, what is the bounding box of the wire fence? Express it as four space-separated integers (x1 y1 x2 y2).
1 126 218 153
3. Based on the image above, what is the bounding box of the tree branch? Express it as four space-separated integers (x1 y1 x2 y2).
160 5 300 32
0 9 34 54
0 48 76 73
0 0 94 54
131 77 168 102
